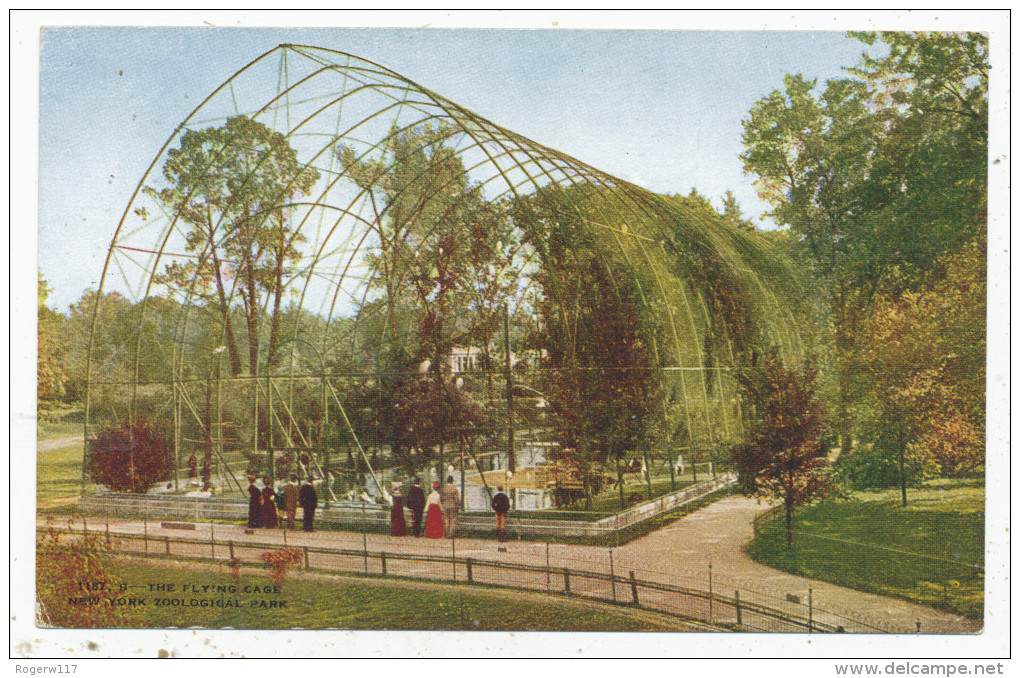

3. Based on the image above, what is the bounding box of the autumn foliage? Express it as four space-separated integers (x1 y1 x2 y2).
731 349 831 547
260 548 303 585
36 527 135 628
86 423 173 493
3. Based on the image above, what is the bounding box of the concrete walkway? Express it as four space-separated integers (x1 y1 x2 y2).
39 495 981 634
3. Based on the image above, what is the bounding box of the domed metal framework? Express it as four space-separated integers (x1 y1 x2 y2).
84 45 814 499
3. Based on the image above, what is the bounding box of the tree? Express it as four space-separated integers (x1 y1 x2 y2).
862 232 986 499
514 184 664 507
38 275 66 404
148 115 320 377
740 32 988 451
731 349 829 548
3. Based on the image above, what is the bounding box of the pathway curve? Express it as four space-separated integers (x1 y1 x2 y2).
38 495 981 634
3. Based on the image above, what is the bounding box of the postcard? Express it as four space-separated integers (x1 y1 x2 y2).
12 9 1009 665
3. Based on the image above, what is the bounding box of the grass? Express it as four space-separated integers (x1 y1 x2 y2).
746 478 985 619
37 441 84 508
67 559 693 631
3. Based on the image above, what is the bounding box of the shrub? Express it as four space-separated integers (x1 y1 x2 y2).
86 422 173 493
835 440 939 490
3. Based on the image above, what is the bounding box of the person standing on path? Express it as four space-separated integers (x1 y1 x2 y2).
423 481 445 539
247 475 262 528
491 486 510 545
440 475 461 538
283 473 300 530
299 475 319 532
260 476 278 529
390 482 407 536
406 477 426 537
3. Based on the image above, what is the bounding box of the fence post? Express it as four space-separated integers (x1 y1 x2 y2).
546 542 551 593
303 545 309 570
143 513 148 554
105 520 110 548
735 590 742 627
629 571 639 606
466 558 473 584
381 552 387 576
916 620 921 633
708 561 713 623
808 588 813 633
164 537 170 555
452 538 457 583
82 516 87 537
609 548 617 603
563 567 571 594
210 522 215 558
229 540 235 559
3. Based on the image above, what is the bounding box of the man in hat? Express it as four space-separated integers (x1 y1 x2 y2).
406 477 426 537
283 473 300 530
491 485 510 546
440 475 461 538
299 475 319 532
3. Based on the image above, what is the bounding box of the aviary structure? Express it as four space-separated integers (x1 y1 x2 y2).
83 45 822 499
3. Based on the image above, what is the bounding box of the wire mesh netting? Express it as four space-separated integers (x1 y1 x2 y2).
83 45 825 501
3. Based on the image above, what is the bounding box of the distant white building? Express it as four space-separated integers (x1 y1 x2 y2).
448 346 483 373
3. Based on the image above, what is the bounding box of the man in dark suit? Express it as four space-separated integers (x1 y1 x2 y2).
406 477 426 537
299 475 319 532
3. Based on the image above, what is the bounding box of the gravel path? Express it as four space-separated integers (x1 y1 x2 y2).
39 494 981 634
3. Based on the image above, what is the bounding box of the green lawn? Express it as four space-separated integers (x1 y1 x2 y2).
37 442 84 508
75 560 690 631
746 478 985 618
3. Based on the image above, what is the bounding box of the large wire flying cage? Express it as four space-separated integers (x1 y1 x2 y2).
83 44 815 499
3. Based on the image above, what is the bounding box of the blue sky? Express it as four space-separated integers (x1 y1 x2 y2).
38 26 871 312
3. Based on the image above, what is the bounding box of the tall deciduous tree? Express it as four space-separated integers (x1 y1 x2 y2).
740 32 988 449
732 349 829 548
148 115 320 376
38 275 66 404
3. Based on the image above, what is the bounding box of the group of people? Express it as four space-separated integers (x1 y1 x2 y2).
388 476 511 543
247 472 512 542
247 474 319 532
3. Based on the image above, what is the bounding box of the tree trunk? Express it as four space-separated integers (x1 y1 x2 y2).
785 497 794 549
898 420 908 507
615 453 625 510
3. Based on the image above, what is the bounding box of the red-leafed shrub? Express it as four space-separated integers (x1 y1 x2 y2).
87 423 173 493
260 549 303 585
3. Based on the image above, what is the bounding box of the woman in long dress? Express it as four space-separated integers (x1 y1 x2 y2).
390 482 407 536
260 476 278 529
247 476 262 528
423 482 444 539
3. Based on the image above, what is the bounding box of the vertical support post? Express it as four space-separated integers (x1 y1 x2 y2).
381 552 387 576
563 567 570 594
452 537 457 582
504 303 515 474
210 522 215 558
164 537 170 555
546 542 551 593
361 503 368 573
303 545 309 570
173 381 180 491
105 520 110 548
82 516 88 537
708 560 714 623
267 375 274 487
629 571 639 606
735 590 742 626
466 558 473 584
609 548 617 602
808 588 813 633
229 540 235 559
143 512 148 554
